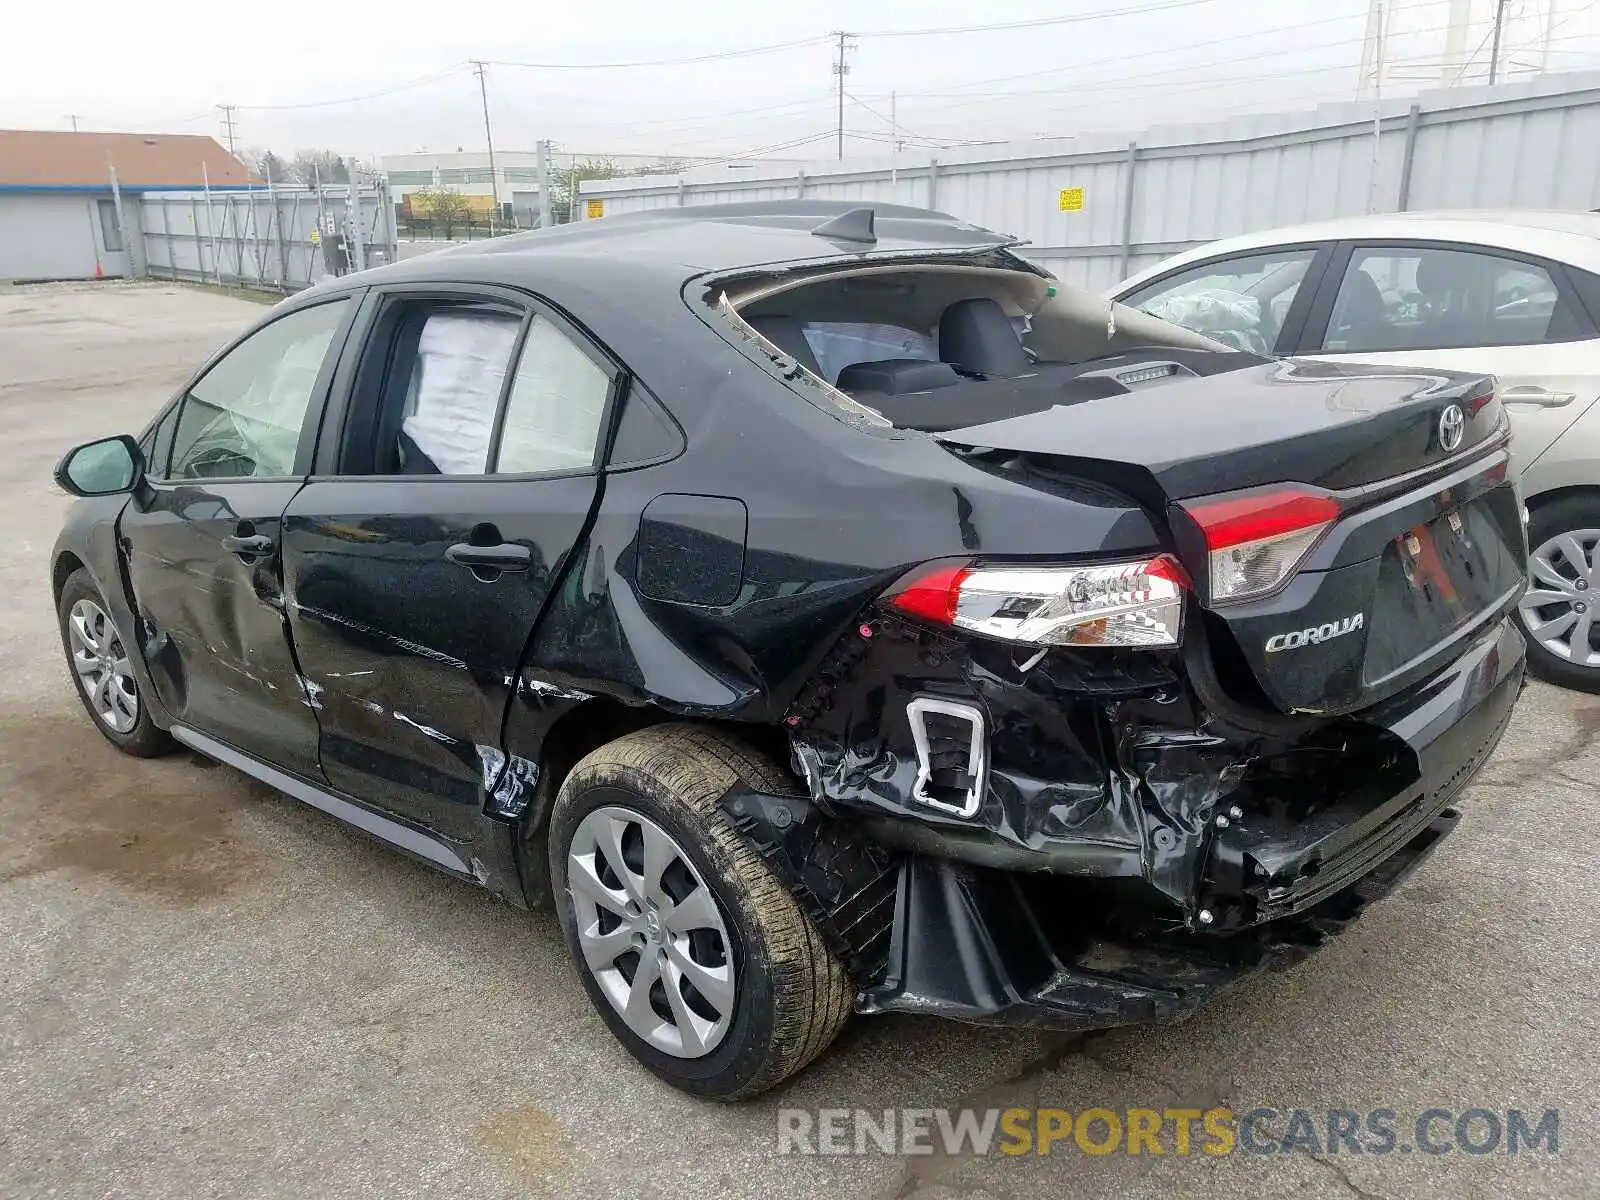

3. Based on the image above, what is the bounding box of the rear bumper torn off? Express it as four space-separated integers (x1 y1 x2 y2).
857 811 1458 1030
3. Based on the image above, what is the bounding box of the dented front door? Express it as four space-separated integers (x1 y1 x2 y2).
120 297 356 777
124 479 319 773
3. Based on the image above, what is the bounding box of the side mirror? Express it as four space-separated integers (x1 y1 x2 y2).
54 435 144 497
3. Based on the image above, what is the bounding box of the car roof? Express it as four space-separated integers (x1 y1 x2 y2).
1113 209 1600 294
366 200 1019 292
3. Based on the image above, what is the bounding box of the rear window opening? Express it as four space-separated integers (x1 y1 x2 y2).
716 262 1244 432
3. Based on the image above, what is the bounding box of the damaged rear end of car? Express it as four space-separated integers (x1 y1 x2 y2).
705 242 1528 1031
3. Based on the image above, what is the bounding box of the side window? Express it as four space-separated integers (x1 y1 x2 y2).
396 309 521 474
494 315 612 474
169 300 349 480
363 300 613 478
1321 246 1582 353
1120 249 1318 353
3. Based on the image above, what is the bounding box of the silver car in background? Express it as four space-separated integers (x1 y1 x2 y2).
1113 210 1600 692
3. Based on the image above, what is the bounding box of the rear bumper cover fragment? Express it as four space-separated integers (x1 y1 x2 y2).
859 809 1459 1030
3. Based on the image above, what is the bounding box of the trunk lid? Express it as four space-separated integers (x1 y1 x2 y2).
941 358 1528 716
937 358 1502 500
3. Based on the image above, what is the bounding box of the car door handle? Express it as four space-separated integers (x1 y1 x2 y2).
1500 385 1577 409
445 542 531 573
221 533 274 557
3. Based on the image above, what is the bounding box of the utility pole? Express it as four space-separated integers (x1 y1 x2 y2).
470 61 500 235
536 138 552 229
890 90 898 186
67 114 81 132
1489 0 1511 85
218 104 238 156
832 32 854 161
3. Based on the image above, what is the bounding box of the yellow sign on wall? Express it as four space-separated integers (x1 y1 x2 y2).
585 198 605 220
1058 187 1085 212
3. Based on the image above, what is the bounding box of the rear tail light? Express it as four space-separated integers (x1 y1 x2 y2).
1180 486 1340 604
885 556 1187 648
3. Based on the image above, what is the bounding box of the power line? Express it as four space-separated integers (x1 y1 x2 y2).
854 0 1226 38
232 64 467 111
881 0 1448 103
668 130 837 170
882 10 1461 126
483 36 831 70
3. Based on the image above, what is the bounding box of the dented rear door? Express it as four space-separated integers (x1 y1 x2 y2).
279 283 620 841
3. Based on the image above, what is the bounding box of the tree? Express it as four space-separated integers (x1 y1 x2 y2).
548 157 685 222
412 184 471 240
551 158 620 222
247 148 290 185
289 149 351 187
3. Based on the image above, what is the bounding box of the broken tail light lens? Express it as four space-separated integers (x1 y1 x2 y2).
1180 487 1340 604
886 556 1187 647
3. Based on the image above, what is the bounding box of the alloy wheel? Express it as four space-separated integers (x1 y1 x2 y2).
566 805 736 1058
67 598 140 734
1518 529 1600 669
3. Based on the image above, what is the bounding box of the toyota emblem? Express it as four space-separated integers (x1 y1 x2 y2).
1438 403 1466 452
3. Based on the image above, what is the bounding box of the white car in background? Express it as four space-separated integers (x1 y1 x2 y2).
1112 211 1600 692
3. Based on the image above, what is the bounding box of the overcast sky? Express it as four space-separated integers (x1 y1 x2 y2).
6 0 1599 165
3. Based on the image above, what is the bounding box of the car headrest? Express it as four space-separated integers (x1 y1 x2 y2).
1415 252 1474 300
1339 270 1387 323
746 314 823 378
939 298 1030 378
836 358 962 396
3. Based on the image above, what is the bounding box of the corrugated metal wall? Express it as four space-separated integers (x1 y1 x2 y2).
139 186 396 293
579 72 1600 290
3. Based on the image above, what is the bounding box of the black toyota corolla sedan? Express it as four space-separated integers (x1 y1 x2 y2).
50 200 1526 1098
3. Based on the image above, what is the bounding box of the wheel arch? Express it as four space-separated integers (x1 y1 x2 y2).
52 549 87 603
507 695 794 904
1523 482 1600 512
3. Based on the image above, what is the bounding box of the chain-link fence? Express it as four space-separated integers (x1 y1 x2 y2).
140 185 398 294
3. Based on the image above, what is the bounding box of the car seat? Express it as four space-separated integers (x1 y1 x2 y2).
1328 270 1390 349
938 298 1031 378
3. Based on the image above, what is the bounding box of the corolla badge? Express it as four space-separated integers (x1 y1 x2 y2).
1265 613 1365 653
1438 403 1466 452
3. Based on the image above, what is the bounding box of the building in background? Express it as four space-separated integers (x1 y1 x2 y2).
0 131 255 281
381 149 806 227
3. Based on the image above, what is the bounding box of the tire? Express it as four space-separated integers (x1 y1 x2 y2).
56 567 173 757
547 724 852 1100
1516 494 1600 694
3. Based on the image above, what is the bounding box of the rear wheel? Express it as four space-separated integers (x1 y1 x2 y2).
56 568 172 756
1517 495 1600 693
548 724 851 1099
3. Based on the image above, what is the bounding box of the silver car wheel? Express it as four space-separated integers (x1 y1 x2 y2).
1519 528 1600 668
67 598 139 734
567 804 736 1059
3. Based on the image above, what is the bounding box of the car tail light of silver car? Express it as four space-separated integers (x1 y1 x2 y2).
885 556 1188 647
1179 486 1341 604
